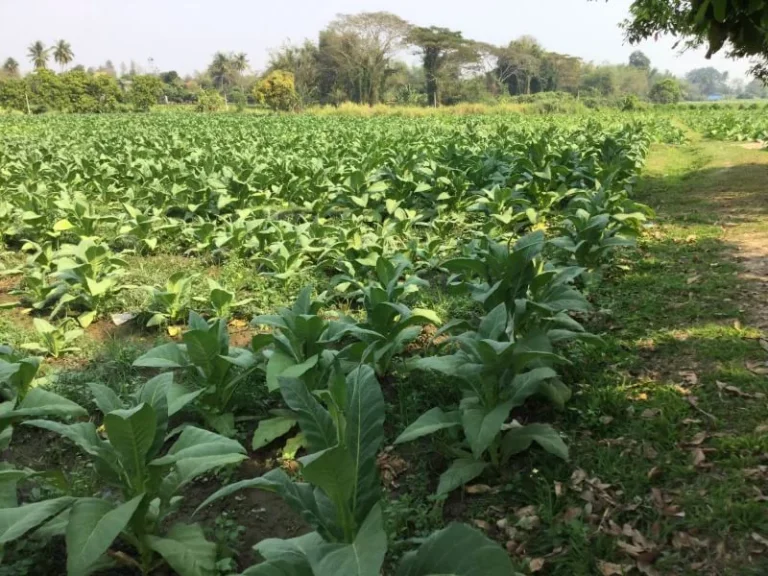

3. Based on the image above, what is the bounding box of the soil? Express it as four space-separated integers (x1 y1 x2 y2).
729 229 768 332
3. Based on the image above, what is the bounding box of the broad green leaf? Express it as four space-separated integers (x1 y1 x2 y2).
5 388 87 421
314 504 387 576
396 522 513 576
501 423 568 463
267 351 297 392
0 497 74 544
104 403 157 480
146 523 216 576
65 495 144 576
299 446 356 506
436 459 487 496
461 400 514 460
252 416 297 451
152 427 245 466
87 382 124 415
280 378 336 451
395 407 461 444
133 343 188 369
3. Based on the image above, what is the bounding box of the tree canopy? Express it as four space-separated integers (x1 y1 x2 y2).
622 0 768 80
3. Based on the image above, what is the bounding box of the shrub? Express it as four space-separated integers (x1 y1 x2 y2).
195 89 225 112
253 70 299 112
127 74 163 112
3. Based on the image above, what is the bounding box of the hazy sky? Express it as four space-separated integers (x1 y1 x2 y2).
0 0 756 81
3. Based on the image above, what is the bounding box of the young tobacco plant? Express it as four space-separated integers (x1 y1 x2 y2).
133 312 261 436
20 318 83 359
396 303 572 496
444 231 594 339
196 364 513 576
144 271 196 328
249 286 360 452
335 257 440 377
0 373 246 576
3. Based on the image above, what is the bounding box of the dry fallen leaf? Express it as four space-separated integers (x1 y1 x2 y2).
717 381 763 399
563 507 582 522
678 370 699 386
472 519 491 532
686 274 700 285
746 361 768 376
692 449 707 467
465 484 493 495
641 408 661 419
752 532 768 548
689 432 708 446
529 558 545 573
554 481 564 498
598 561 628 576
600 416 615 425
643 445 659 460
759 338 768 353
647 466 662 480
755 424 768 434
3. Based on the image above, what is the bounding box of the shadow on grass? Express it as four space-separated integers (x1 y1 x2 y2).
637 162 768 226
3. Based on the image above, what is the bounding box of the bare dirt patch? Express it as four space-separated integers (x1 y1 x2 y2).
729 230 768 331
740 142 766 150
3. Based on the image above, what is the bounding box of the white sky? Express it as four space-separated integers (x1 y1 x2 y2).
0 0 757 81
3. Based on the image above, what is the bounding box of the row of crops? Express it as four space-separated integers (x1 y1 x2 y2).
0 112 682 575
679 107 768 142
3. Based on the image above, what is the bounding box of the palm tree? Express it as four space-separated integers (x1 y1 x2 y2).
232 52 249 75
27 41 49 70
208 52 234 93
53 40 74 71
2 57 19 76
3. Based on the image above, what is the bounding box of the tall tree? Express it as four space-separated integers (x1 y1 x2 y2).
27 41 49 70
232 52 249 75
326 12 411 105
408 26 466 106
621 0 768 80
628 50 651 70
2 57 19 77
269 41 322 105
53 40 74 71
208 52 235 94
686 66 730 96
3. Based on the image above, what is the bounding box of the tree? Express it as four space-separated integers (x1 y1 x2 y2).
649 77 682 104
253 70 298 111
208 52 236 96
496 36 544 95
53 40 74 71
127 74 162 111
326 12 411 106
27 41 49 70
622 0 768 80
686 66 729 96
268 41 321 105
408 26 467 106
2 58 19 77
629 50 651 70
232 52 249 75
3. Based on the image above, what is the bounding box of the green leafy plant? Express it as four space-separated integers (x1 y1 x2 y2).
197 365 513 576
20 318 83 359
133 312 261 435
194 279 253 320
0 347 42 401
48 239 129 327
396 303 571 496
335 257 440 377
249 286 360 451
144 271 196 328
0 373 245 576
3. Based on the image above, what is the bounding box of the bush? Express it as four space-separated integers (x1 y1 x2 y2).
253 70 299 112
127 75 163 112
621 94 647 111
196 90 226 112
649 79 683 104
